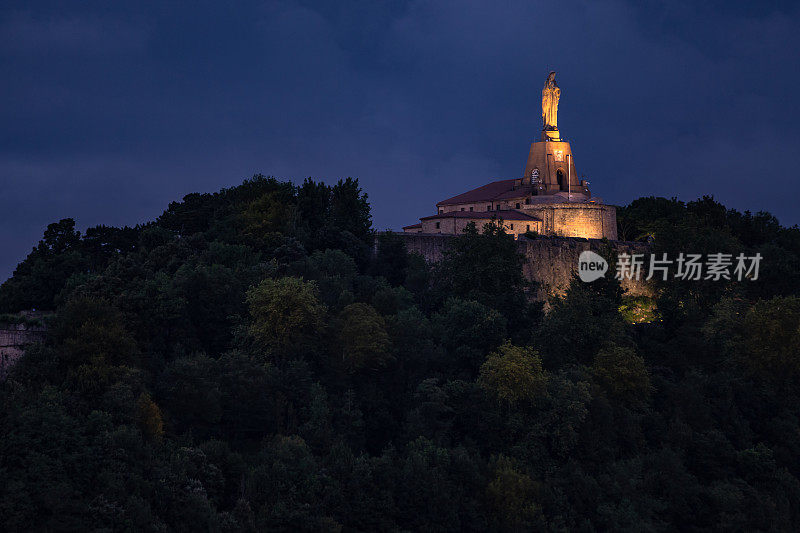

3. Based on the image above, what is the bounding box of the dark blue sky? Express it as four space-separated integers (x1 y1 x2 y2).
2 0 799 280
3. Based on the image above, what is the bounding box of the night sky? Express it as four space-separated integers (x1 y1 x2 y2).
2 1 799 280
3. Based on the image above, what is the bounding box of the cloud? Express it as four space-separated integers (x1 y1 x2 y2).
1 0 800 282
0 11 149 53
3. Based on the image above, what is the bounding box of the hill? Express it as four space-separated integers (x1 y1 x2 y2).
2 176 800 531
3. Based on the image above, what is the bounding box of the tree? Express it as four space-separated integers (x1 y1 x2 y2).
307 249 358 281
536 267 628 368
40 218 82 254
385 306 441 385
330 177 373 244
433 297 507 377
157 355 222 436
432 221 534 341
54 297 139 370
215 351 281 439
479 343 547 405
371 231 410 286
616 196 686 242
371 285 414 316
81 225 139 273
336 303 392 373
434 221 528 309
240 189 297 249
135 392 164 442
592 345 651 405
389 438 488 531
486 455 542 531
0 218 87 312
246 435 333 531
296 178 331 236
246 277 326 356
739 296 800 381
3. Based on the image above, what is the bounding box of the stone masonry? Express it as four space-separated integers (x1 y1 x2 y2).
394 232 652 300
0 313 47 379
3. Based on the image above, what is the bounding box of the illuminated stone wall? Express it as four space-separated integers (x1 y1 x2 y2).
519 235 649 298
527 203 617 240
394 232 651 300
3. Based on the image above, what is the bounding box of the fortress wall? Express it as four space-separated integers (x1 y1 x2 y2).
400 233 453 261
520 236 650 298
420 217 541 238
527 203 618 240
603 207 618 241
394 233 652 299
0 321 47 379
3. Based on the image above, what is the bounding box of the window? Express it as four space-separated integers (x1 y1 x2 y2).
438 209 443 214
510 224 514 230
515 203 520 209
469 206 473 212
460 207 465 211
487 205 492 211
435 222 440 229
525 198 531 205
526 224 530 231
497 204 502 210
557 169 565 189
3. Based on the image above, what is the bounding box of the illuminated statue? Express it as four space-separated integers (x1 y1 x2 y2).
541 71 560 130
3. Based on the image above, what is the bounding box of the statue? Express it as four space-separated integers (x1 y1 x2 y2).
541 71 560 130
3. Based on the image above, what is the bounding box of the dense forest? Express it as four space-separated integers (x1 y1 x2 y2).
2 175 800 531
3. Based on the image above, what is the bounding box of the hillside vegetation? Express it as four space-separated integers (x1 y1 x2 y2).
2 177 800 531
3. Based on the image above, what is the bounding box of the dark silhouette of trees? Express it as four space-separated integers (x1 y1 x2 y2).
2 181 800 531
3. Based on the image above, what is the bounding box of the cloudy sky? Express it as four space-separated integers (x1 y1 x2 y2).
2 0 798 280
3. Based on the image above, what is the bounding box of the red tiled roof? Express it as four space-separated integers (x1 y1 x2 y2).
437 179 521 206
494 187 533 200
402 223 422 229
420 210 541 221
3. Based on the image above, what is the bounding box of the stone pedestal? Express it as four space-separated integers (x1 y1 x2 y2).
541 129 561 141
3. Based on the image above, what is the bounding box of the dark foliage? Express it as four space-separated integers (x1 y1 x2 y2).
2 182 800 531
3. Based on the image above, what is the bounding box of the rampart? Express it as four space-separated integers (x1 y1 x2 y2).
0 313 47 379
394 233 653 299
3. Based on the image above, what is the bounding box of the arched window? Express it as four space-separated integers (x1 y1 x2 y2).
557 169 564 189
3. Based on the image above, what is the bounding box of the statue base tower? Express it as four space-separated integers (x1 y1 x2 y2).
523 131 590 200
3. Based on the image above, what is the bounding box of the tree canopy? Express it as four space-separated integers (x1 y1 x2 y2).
2 181 800 531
